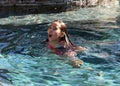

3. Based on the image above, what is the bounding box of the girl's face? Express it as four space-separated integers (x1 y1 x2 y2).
47 22 63 42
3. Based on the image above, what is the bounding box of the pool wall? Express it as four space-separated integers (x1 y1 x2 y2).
0 0 119 14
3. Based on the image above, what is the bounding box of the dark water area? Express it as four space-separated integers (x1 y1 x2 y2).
0 5 120 86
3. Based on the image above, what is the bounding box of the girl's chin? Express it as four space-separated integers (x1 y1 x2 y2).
48 38 59 42
48 38 53 41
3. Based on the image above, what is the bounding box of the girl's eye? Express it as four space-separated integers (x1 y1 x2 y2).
53 27 57 30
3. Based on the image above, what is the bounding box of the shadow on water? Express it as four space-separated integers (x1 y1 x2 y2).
0 19 120 61
66 20 120 65
0 23 49 54
0 69 13 85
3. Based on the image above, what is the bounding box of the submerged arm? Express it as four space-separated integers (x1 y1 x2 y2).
64 49 84 68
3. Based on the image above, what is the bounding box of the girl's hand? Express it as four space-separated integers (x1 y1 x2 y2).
67 49 77 57
68 59 84 68
73 46 87 52
63 49 77 60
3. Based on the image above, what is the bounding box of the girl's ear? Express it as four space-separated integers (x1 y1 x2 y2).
60 32 65 37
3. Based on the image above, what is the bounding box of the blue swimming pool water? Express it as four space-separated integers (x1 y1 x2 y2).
0 4 120 86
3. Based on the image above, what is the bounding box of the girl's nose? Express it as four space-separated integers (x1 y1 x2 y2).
48 29 52 34
49 29 53 33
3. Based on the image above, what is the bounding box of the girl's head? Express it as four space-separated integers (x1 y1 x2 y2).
47 20 73 47
47 20 67 42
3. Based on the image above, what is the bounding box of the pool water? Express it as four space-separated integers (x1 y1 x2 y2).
0 5 120 86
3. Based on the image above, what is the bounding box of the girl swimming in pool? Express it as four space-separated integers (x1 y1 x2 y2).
46 20 87 67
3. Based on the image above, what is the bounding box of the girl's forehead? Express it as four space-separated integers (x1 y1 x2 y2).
51 22 61 27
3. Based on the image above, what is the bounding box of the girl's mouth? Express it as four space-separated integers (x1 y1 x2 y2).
49 34 52 37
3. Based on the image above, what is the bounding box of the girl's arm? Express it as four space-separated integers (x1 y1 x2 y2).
64 49 84 68
73 46 87 52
